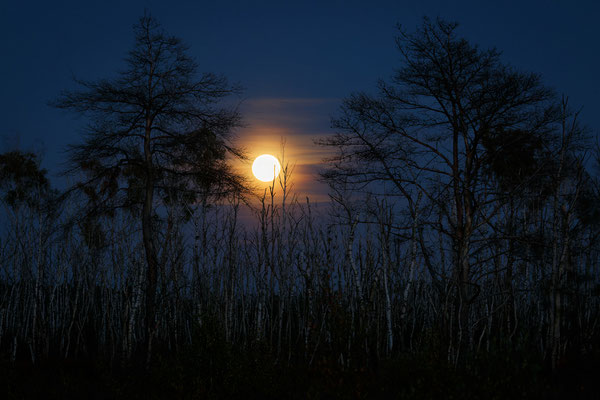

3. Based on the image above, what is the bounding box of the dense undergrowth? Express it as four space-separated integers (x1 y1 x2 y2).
2 320 598 399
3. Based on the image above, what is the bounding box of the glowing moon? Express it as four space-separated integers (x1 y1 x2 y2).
252 154 281 182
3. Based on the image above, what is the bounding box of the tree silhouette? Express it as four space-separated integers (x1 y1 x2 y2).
0 151 50 209
318 17 558 361
52 13 246 361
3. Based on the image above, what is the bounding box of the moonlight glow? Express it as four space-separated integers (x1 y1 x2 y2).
252 154 281 182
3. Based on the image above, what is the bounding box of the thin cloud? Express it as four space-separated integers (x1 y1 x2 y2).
234 97 337 203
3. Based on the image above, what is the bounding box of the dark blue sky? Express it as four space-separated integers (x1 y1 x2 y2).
1 0 598 199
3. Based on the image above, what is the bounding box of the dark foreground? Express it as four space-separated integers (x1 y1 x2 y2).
2 346 598 399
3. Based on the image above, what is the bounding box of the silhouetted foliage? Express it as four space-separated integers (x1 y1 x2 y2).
0 151 49 208
51 12 247 361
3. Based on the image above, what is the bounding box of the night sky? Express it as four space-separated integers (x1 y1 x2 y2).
2 0 598 202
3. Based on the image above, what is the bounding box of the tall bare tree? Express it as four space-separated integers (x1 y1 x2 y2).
52 13 246 360
318 17 557 360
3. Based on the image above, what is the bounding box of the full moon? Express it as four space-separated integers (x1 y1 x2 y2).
252 154 281 182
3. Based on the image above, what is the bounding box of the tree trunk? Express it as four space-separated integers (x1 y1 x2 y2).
143 115 158 365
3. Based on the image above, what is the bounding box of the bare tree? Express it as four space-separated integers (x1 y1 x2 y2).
52 13 246 361
318 17 557 361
